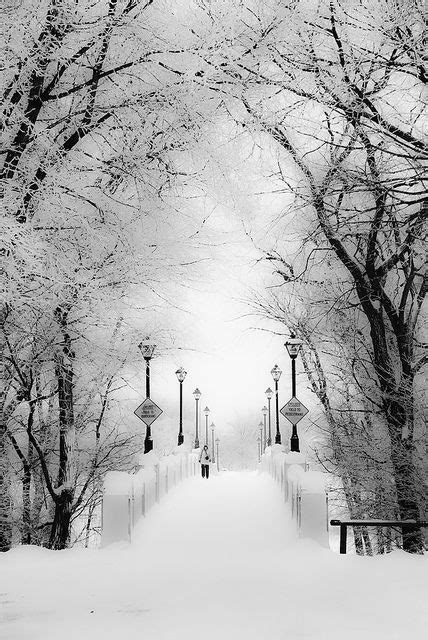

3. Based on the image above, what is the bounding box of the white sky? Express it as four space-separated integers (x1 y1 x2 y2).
121 125 321 454
129 204 318 450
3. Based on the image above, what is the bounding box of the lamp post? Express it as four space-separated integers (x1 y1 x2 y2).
265 388 273 446
285 334 303 452
138 337 156 454
193 388 201 449
215 437 220 472
257 435 261 463
271 365 282 444
175 367 187 446
259 422 263 457
204 406 210 446
211 423 216 463
262 406 267 451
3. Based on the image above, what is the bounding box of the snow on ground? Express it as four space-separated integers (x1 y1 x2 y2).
1 472 427 640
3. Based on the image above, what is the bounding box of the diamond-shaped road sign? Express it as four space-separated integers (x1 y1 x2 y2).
280 396 309 425
134 398 163 426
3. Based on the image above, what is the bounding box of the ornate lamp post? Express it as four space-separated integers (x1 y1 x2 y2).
271 365 282 444
259 422 263 456
204 406 210 446
138 337 156 453
285 334 303 452
193 388 201 449
175 367 187 446
265 388 273 446
210 422 216 463
257 435 262 463
262 406 267 451
215 437 220 472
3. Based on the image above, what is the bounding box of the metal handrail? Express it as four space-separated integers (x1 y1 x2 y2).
330 519 428 554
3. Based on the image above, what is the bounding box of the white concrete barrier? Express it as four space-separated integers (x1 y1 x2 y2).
101 449 200 547
260 446 329 548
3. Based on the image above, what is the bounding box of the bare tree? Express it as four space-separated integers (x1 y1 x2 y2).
195 0 427 551
1 0 215 549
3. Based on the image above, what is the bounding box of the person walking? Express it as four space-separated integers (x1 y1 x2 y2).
199 444 211 479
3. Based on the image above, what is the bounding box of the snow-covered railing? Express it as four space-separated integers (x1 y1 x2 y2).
260 445 329 548
101 449 200 547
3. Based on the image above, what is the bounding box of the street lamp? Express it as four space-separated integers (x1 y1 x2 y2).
271 364 282 444
262 406 267 451
285 334 303 452
265 388 273 446
204 406 210 446
259 422 263 457
257 435 262 463
138 337 156 453
175 367 187 446
215 437 220 472
210 422 216 463
193 388 201 449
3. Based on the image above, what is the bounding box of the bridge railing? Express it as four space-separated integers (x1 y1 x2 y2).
260 445 329 548
101 449 200 547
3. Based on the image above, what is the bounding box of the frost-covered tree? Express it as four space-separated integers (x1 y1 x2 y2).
193 0 427 551
1 0 218 549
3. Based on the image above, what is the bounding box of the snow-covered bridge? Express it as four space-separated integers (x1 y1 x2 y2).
1 467 427 640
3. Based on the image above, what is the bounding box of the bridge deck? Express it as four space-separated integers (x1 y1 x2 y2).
1 472 426 640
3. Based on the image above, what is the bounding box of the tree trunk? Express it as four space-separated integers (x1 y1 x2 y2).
0 306 12 551
22 460 32 545
84 500 98 548
0 418 12 551
387 400 422 553
31 467 48 546
48 304 76 549
0 454 12 551
0 414 12 550
353 491 373 556
376 526 385 554
49 490 74 550
361 526 373 556
342 476 364 555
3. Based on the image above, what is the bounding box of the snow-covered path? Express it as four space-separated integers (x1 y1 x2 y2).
1 472 427 640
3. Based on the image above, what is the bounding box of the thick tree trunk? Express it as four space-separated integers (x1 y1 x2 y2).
0 307 12 551
0 453 12 551
22 461 32 545
21 405 35 545
389 432 422 553
48 305 76 549
0 417 12 551
49 490 74 550
0 412 12 551
364 305 422 552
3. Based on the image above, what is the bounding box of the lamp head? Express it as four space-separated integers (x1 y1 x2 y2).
285 334 303 358
265 387 273 400
204 406 210 416
262 406 267 415
138 337 156 359
271 364 282 381
193 388 201 400
175 366 187 382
